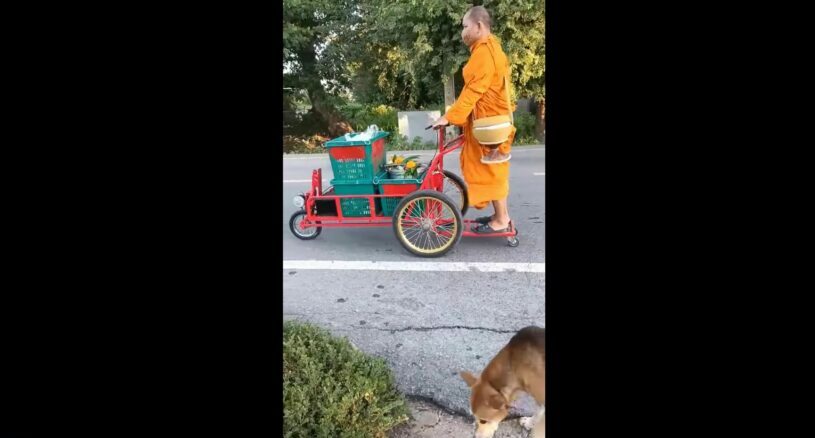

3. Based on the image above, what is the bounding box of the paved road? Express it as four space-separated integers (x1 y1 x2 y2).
282 145 545 419
390 397 532 438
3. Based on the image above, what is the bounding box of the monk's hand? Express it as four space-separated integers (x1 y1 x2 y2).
430 116 449 130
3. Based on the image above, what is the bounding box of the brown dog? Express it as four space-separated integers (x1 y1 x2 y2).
460 326 545 438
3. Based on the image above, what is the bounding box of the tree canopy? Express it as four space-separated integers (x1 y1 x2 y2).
284 0 545 135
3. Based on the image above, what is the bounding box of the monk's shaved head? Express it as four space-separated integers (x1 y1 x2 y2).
465 6 492 30
460 5 493 47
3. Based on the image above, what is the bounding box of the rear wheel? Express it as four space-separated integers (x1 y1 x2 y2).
392 190 463 257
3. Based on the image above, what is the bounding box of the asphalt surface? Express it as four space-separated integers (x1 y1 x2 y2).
282 145 545 419
390 397 533 438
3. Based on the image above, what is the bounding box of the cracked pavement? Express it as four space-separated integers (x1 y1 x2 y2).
389 397 532 438
283 147 545 422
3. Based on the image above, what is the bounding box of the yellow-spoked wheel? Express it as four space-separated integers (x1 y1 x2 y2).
392 190 463 257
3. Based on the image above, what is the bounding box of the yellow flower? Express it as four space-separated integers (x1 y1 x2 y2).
394 156 405 164
405 161 416 169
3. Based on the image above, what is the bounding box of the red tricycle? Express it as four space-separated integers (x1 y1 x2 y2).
288 127 519 257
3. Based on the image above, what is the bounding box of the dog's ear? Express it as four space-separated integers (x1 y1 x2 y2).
488 393 507 410
460 371 478 387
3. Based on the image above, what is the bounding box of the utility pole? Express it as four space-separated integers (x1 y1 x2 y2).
444 76 459 138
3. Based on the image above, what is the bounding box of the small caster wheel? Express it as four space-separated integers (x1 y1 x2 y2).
290 210 321 240
507 237 520 247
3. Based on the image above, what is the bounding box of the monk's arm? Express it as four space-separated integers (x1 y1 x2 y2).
444 47 496 126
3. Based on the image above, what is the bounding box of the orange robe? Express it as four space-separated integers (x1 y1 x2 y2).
445 34 515 209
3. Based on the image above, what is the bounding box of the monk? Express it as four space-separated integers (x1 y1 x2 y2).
431 5 515 234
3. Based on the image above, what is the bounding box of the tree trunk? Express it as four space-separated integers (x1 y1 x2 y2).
444 75 458 138
297 46 354 138
535 97 545 143
306 88 354 138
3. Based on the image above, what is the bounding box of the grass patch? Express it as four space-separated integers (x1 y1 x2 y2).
283 321 409 438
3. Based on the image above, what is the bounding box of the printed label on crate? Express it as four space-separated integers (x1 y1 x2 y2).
329 147 366 160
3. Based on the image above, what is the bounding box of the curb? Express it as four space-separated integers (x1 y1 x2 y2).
283 144 545 160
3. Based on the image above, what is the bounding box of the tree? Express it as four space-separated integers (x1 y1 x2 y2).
352 1 471 109
283 0 545 140
283 0 358 136
480 1 545 141
353 0 544 138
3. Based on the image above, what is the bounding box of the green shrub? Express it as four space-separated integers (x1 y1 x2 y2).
283 135 329 154
386 134 409 150
514 111 537 144
385 134 437 151
338 103 399 133
283 321 409 438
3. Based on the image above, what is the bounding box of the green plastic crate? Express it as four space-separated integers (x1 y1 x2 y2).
324 132 389 180
331 178 381 217
374 170 427 216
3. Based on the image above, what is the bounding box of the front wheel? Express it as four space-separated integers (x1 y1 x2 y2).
441 170 469 216
392 190 463 257
289 210 321 240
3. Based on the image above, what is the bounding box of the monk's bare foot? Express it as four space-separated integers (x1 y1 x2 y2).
487 219 510 231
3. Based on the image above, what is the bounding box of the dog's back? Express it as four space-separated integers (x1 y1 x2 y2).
507 326 545 404
460 326 546 438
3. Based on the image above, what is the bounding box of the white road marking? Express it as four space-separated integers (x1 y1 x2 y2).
282 260 545 273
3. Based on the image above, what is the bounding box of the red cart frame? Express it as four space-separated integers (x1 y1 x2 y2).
290 127 519 255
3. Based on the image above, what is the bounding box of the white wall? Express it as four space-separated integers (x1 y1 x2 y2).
397 111 441 144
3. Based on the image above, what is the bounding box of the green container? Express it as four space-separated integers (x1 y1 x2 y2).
324 132 389 180
331 178 381 217
374 170 427 216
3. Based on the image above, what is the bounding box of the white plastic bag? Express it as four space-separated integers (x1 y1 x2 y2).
344 125 380 142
